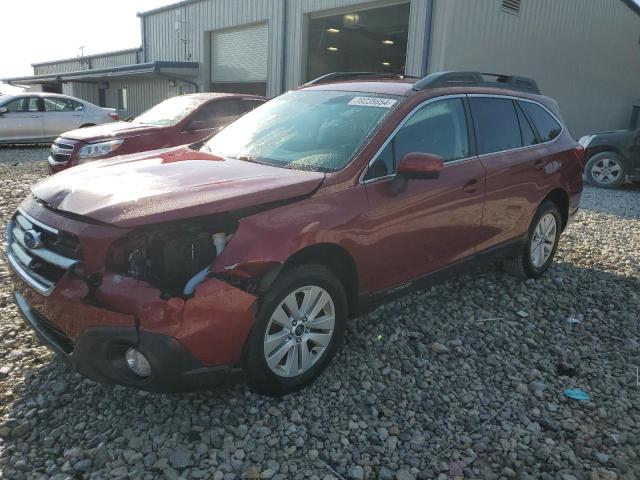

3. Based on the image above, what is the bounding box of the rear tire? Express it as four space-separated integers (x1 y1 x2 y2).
585 152 626 189
244 264 347 396
503 200 562 279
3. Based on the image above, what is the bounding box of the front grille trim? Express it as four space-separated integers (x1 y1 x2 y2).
7 208 81 296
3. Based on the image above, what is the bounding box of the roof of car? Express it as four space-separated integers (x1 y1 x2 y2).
181 92 266 101
298 79 416 97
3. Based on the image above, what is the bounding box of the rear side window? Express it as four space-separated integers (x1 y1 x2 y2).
44 98 84 112
519 101 562 142
469 97 521 155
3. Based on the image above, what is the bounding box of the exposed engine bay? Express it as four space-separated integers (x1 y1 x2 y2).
107 214 238 295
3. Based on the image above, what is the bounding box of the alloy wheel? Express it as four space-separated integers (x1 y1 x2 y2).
530 213 557 268
263 285 335 378
591 157 622 185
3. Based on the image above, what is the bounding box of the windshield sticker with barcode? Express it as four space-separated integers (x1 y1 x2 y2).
348 97 398 108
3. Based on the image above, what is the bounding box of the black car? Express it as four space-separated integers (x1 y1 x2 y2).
579 129 640 188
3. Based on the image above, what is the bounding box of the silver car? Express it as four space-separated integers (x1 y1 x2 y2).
0 93 119 144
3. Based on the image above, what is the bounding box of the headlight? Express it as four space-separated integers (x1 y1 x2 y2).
77 139 124 160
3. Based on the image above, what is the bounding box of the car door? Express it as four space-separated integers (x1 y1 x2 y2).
469 96 559 252
361 96 486 292
0 97 44 142
43 97 85 137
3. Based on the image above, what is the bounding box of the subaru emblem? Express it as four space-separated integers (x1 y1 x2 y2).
23 229 42 249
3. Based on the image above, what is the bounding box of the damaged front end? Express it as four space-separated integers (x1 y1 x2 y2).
10 207 281 392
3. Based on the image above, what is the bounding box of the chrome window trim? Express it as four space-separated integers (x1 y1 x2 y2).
359 93 565 184
467 94 564 159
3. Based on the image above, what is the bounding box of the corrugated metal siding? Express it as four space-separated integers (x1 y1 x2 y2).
143 0 284 96
284 0 429 89
429 0 640 136
64 83 100 106
34 61 84 75
91 50 140 69
105 79 174 117
33 50 140 75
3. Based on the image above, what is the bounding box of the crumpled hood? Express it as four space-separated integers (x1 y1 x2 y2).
31 146 325 228
62 122 164 142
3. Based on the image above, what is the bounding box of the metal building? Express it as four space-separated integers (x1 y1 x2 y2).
4 0 639 136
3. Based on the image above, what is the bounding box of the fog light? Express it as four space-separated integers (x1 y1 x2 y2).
125 348 151 377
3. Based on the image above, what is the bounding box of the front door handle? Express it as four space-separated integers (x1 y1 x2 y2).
30 115 41 118
462 178 480 193
534 159 547 170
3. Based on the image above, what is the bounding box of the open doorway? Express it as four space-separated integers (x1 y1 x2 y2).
307 3 410 81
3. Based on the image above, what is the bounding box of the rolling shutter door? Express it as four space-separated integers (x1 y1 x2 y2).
210 23 268 83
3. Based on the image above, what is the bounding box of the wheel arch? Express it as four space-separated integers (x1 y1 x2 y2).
586 146 631 169
541 188 569 230
281 243 359 319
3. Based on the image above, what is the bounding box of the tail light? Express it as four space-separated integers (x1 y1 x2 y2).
573 144 585 170
109 112 120 121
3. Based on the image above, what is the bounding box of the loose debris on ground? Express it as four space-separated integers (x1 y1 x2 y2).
0 148 639 479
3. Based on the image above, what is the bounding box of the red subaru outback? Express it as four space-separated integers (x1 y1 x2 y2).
7 72 583 395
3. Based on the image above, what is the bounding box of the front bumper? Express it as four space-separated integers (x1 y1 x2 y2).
14 291 232 392
47 155 72 174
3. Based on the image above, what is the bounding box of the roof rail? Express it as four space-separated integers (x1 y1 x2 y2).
412 71 541 94
304 72 415 86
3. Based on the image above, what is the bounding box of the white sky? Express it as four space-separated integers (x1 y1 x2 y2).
0 0 177 79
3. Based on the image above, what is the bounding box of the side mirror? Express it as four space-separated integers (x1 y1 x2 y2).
0 106 7 115
397 152 444 179
185 120 208 132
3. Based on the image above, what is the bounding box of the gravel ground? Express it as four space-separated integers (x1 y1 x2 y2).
0 148 639 480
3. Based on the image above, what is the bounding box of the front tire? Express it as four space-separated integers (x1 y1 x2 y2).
244 264 347 396
585 152 626 189
503 200 562 279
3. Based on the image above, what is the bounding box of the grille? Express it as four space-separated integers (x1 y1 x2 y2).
50 139 74 164
7 209 81 296
501 0 521 15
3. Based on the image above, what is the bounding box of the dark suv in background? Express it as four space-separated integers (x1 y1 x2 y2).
7 71 584 395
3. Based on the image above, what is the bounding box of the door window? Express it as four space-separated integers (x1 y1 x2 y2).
4 97 39 113
519 101 562 142
364 98 470 181
44 97 84 112
190 100 243 127
468 97 522 155
238 99 265 114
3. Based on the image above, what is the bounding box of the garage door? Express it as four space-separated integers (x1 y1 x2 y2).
210 23 268 95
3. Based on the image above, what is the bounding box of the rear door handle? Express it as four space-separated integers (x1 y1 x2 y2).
462 178 480 193
534 159 547 170
30 115 41 118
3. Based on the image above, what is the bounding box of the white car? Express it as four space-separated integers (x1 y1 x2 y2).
0 93 119 144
